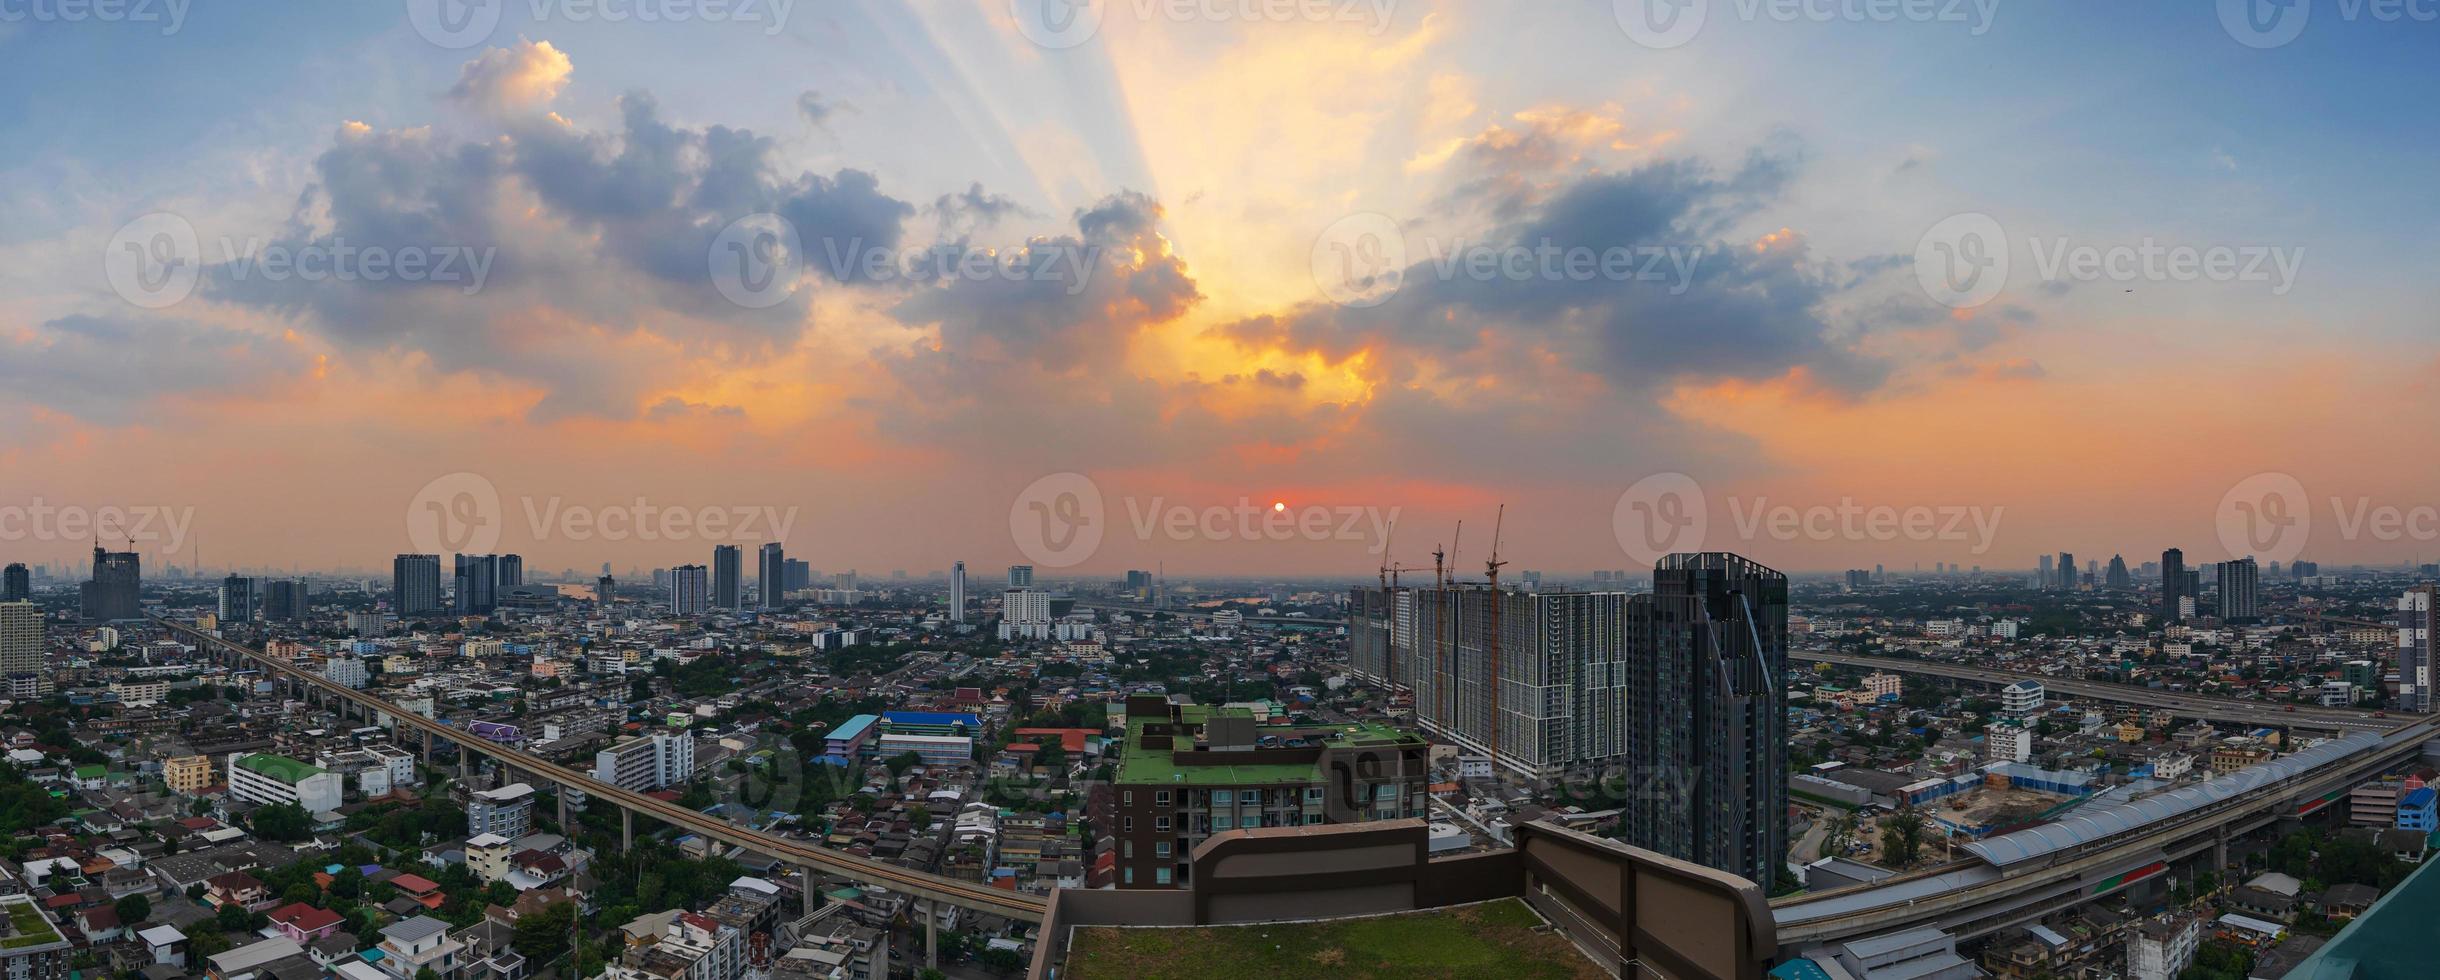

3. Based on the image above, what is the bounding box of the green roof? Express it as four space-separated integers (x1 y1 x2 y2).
235 753 325 784
1114 711 1419 787
72 765 105 779
2289 842 2440 978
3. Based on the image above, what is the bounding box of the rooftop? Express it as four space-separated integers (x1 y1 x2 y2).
236 753 327 784
1115 710 1420 787
1060 898 1604 980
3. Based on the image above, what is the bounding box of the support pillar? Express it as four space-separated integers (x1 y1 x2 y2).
556 788 569 831
622 809 633 851
925 899 938 971
2213 826 2229 872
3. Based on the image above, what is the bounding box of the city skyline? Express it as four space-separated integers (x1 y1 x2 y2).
6 5 2440 574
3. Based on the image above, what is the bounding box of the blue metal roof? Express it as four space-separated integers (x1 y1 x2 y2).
1962 731 2383 868
883 711 981 728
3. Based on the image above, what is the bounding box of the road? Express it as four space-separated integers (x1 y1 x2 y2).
156 616 1049 923
1794 650 2397 732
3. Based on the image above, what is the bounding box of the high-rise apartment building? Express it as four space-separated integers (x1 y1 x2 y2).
0 602 42 695
1008 564 1033 588
670 564 709 617
2399 586 2435 712
453 554 499 615
712 545 742 610
497 554 524 589
948 561 967 624
261 579 309 622
219 574 256 622
594 733 696 791
393 554 443 616
999 588 1052 640
79 546 141 622
757 543 786 609
2057 552 2077 591
2 563 28 601
2218 557 2260 623
1355 553 1788 885
2161 548 2186 623
2106 555 2131 590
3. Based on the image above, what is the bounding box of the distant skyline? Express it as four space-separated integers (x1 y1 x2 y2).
6 4 2440 575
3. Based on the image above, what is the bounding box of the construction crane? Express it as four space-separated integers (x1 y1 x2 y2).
1485 505 1508 768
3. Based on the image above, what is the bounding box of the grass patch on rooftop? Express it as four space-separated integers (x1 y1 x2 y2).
1062 897 1605 980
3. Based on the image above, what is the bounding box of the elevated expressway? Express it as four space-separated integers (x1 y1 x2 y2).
1794 650 2392 732
1769 713 2440 954
154 616 1049 923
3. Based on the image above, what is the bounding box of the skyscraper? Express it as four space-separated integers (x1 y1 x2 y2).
2037 554 2053 589
949 561 967 624
261 579 309 622
454 554 499 615
712 545 742 610
670 564 709 617
2218 556 2260 623
1 563 26 602
0 601 41 696
393 554 442 616
219 575 256 622
2161 548 2186 623
497 554 524 589
2057 552 2077 591
783 558 810 591
757 543 786 610
2105 555 2131 590
79 545 141 622
2399 586 2435 712
1624 553 1790 888
1008 564 1033 588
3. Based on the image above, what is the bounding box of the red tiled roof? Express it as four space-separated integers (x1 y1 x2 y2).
389 872 442 894
271 903 343 932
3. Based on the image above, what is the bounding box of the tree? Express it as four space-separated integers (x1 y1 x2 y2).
113 894 151 926
1881 807 1928 867
250 803 312 842
216 902 255 933
886 752 923 779
977 947 1025 976
512 900 578 964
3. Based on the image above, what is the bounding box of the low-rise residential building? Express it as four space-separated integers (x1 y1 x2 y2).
224 753 344 813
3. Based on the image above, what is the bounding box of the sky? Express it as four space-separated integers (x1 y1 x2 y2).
3 0 2439 579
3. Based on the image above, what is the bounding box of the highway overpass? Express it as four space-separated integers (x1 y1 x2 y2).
154 616 1049 924
1794 650 2394 733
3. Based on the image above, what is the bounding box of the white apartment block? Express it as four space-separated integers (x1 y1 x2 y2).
224 753 345 813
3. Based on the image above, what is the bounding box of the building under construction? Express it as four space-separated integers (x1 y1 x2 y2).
1349 552 1789 887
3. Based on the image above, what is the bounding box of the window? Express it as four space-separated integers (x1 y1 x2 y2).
1155 867 1173 885
1123 840 1133 858
1213 815 1233 831
1242 789 1262 806
1155 816 1171 832
1304 787 1324 803
1154 790 1170 807
1154 841 1171 858
1122 817 1134 832
1374 783 1397 800
1124 867 1135 885
1123 791 1133 806
1211 790 1232 806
